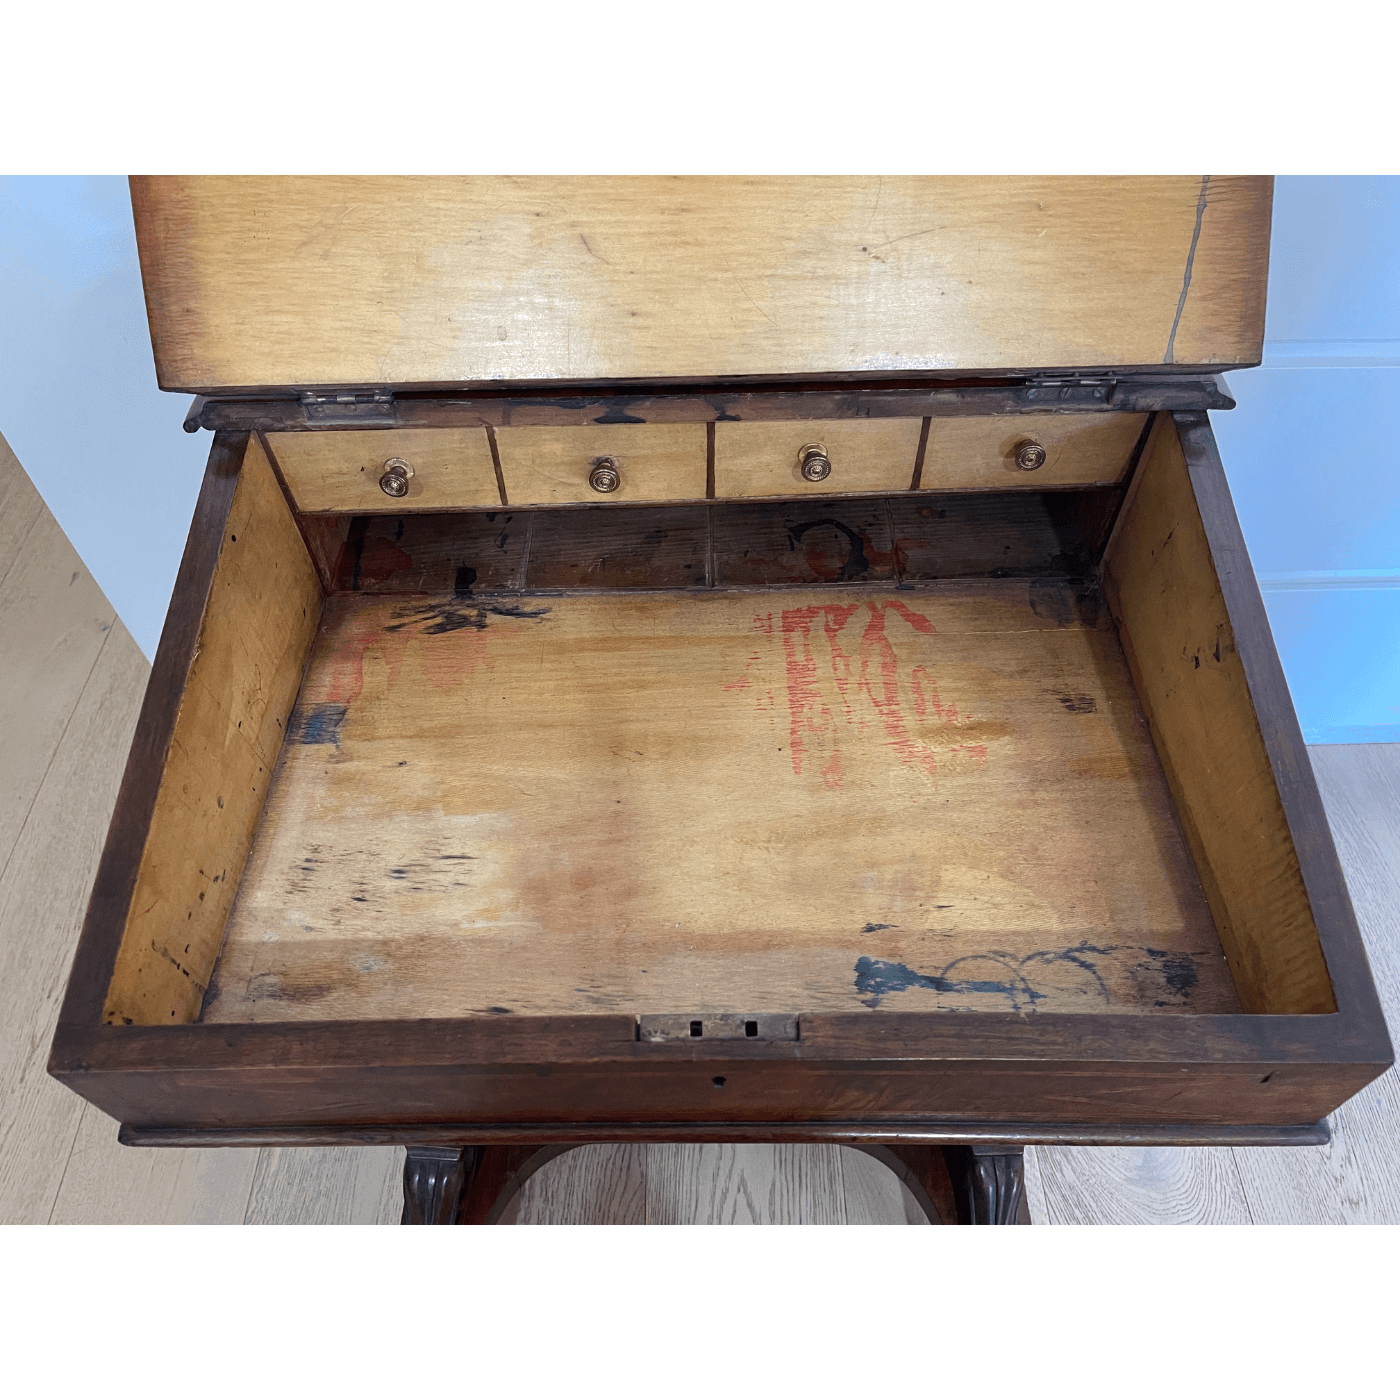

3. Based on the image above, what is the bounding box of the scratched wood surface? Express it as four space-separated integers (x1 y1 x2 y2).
203 580 1235 1022
131 176 1271 391
103 436 323 1025
296 490 1120 597
1103 416 1333 1014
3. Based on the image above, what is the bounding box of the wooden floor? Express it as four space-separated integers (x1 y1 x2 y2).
3 429 1397 1224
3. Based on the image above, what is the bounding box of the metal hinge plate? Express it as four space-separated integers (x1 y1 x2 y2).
299 389 397 425
1020 376 1117 407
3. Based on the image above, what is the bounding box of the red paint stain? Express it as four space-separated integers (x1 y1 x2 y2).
773 598 989 784
779 603 859 775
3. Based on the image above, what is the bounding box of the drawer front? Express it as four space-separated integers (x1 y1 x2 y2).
921 413 1149 491
714 419 922 498
496 424 707 504
267 429 500 512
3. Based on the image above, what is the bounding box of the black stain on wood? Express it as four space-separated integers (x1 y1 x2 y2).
855 941 1212 1012
1058 694 1097 714
288 701 348 747
454 565 477 597
787 517 871 581
862 922 896 933
385 598 551 636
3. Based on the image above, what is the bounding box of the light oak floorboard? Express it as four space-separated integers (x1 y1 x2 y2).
0 446 117 876
504 1144 647 1225
838 1148 929 1225
51 1102 258 1225
0 621 144 1223
242 1146 405 1225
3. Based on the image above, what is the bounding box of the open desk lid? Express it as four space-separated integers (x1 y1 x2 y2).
131 176 1272 397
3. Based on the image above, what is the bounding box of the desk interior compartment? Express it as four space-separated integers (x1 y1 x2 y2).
95 414 1338 1033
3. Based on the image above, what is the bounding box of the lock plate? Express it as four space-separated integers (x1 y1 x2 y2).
638 1014 799 1043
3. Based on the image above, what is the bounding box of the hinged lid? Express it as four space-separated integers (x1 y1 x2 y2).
131 176 1271 395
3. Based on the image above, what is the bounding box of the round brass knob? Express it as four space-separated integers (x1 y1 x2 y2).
589 457 621 493
799 443 832 482
1014 440 1048 472
378 457 414 497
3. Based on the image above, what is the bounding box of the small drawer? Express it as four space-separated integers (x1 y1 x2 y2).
266 429 500 512
714 419 921 498
921 413 1148 491
496 424 707 504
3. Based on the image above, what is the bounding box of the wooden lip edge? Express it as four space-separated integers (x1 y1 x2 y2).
117 1119 1331 1149
49 1010 1391 1075
186 380 1237 428
50 432 252 1030
1173 411 1394 1050
177 366 1248 402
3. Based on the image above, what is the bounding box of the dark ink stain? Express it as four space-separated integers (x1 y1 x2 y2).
487 1006 512 1015
855 954 1046 1011
454 564 477 597
862 922 896 933
1028 581 1074 627
438 854 476 860
787 517 871 582
592 407 646 424
1058 694 1097 714
855 940 1208 1012
288 701 348 747
1145 947 1199 996
1165 174 1211 364
1029 579 1103 628
386 598 551 636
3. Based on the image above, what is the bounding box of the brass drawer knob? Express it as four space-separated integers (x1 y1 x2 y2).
589 457 622 493
1015 440 1047 472
799 443 832 482
379 457 415 497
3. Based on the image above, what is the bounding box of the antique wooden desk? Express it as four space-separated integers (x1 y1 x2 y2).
48 177 1392 1224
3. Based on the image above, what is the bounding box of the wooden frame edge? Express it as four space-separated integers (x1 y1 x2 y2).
49 432 252 1030
118 1120 1331 1150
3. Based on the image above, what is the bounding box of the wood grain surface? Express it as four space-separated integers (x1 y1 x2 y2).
1103 416 1334 1014
266 428 500 512
713 419 923 497
921 412 1148 491
203 581 1235 1023
495 423 708 504
103 436 323 1025
130 176 1271 391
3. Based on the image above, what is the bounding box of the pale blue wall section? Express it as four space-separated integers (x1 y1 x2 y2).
1214 176 1400 743
0 177 207 659
0 176 1396 738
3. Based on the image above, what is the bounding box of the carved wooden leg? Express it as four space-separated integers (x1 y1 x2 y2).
401 1144 573 1224
401 1146 478 1224
943 1144 1028 1224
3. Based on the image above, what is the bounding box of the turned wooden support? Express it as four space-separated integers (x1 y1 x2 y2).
402 1144 570 1224
944 1144 1028 1224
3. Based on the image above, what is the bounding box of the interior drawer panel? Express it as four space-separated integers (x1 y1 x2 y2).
922 413 1149 491
715 419 921 498
266 429 500 512
495 424 706 504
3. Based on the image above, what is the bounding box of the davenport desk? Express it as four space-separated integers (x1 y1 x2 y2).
48 177 1393 1224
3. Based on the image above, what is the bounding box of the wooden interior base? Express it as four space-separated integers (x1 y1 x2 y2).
203 579 1237 1023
